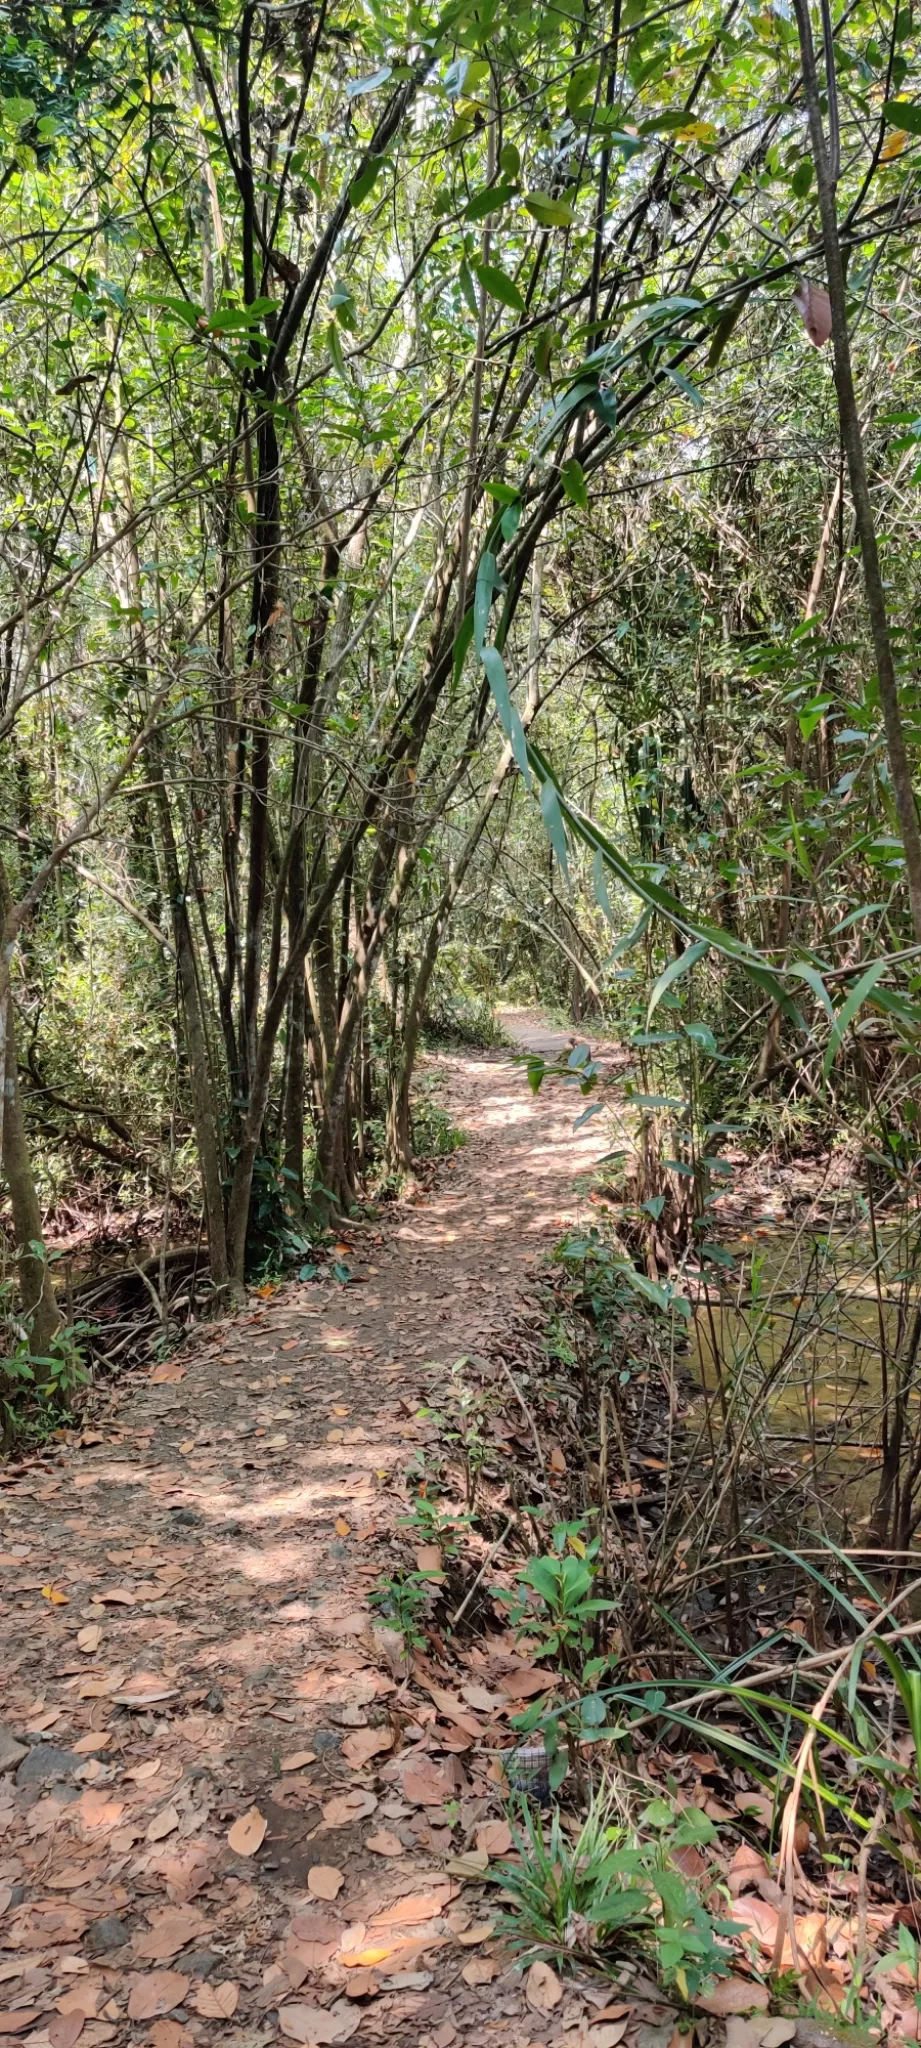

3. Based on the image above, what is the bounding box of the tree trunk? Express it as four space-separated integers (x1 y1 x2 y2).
0 863 61 1364
149 763 230 1289
794 0 921 943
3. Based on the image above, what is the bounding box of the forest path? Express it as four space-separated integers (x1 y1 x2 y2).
0 1019 624 2048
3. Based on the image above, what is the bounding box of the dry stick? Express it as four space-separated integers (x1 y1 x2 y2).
770 1577 921 1977
855 1800 886 1985
448 1513 516 1630
608 1390 650 1580
455 70 497 625
496 1354 551 1503
793 0 921 943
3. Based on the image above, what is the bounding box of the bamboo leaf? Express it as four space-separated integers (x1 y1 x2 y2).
647 940 709 1023
822 959 889 1079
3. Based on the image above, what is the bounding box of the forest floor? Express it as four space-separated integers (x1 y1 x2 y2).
0 1014 644 2048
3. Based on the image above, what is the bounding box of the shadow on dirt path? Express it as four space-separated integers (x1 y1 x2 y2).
0 1017 624 2048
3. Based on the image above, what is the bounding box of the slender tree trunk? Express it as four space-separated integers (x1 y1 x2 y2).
0 864 61 1363
149 760 230 1288
391 551 547 1166
794 0 921 942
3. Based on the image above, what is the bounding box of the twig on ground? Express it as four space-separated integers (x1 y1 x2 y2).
448 1513 516 1629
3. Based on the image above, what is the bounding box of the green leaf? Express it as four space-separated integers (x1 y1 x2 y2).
791 158 813 196
539 778 569 875
508 704 532 786
499 141 521 177
350 154 386 205
883 100 921 133
537 378 597 452
665 364 703 408
707 287 752 367
458 259 479 319
474 550 503 651
470 259 525 311
523 192 575 227
647 940 709 1023
465 182 516 222
500 498 521 541
481 642 512 729
534 325 555 377
798 694 833 740
822 959 889 1079
789 962 835 1028
345 66 392 98
326 320 347 376
593 846 615 925
561 457 588 509
2 96 36 128
453 608 474 682
566 65 597 115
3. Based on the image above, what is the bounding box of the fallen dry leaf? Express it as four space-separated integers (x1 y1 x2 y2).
56 1989 100 2021
475 1820 512 1856
125 1758 161 1783
526 1960 562 2013
113 1687 178 1708
0 2020 42 2039
280 1751 316 1773
728 1844 772 1896
365 1830 404 1857
134 1906 209 1962
728 1896 780 1952
446 1849 489 1879
278 2003 360 2044
734 1789 775 1828
227 1806 267 1856
307 1865 345 1900
71 1730 111 1755
497 1665 558 1702
146 1804 180 1843
461 1683 503 1712
414 1544 443 1576
290 1913 343 1945
457 1922 495 1946
193 1981 239 2019
76 1625 102 1654
48 2017 85 2048
403 1764 453 1806
149 2026 188 2048
370 1888 453 1927
461 1957 499 1987
341 1725 393 1769
126 1970 190 2022
321 1790 377 1828
335 1518 351 1537
697 1978 770 2017
149 1361 186 1383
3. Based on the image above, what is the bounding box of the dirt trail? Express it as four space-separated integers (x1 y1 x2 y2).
0 1019 621 2048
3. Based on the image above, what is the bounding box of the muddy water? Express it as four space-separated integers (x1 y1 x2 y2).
688 1221 921 1522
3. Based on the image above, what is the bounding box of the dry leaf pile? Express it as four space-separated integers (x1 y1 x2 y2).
0 1045 648 2048
0 1042 906 2048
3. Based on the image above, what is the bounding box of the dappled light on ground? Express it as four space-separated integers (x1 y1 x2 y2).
0 1028 621 2046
